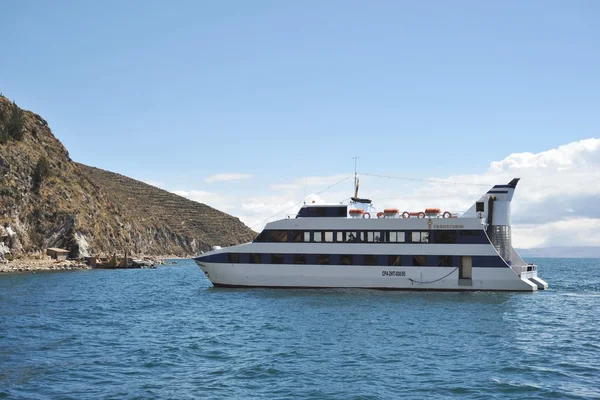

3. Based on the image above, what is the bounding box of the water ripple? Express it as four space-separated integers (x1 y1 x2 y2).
0 258 599 399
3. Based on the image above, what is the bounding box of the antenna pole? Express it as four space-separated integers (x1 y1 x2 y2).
352 156 359 198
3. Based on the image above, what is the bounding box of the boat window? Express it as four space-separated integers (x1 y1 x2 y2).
271 254 284 264
228 253 240 263
254 231 268 242
346 232 356 242
270 231 288 242
358 232 365 242
249 254 261 264
324 232 334 243
294 254 306 264
317 255 329 265
387 231 406 243
438 256 453 267
411 232 429 243
460 230 481 236
336 232 344 242
291 231 305 242
364 255 377 266
340 255 353 265
365 232 381 243
313 232 322 242
476 202 485 212
317 208 326 217
434 231 456 244
336 207 348 217
388 255 402 266
413 255 426 266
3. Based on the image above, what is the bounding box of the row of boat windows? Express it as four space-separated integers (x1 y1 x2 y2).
227 253 455 267
254 230 486 244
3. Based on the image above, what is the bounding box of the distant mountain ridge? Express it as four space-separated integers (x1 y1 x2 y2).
0 94 255 258
516 246 600 259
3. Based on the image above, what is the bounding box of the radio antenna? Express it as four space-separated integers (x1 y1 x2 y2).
352 156 359 198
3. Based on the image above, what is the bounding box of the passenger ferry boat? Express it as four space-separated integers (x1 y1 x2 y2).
194 177 548 291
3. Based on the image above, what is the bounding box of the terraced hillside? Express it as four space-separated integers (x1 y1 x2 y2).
0 94 255 259
78 164 256 255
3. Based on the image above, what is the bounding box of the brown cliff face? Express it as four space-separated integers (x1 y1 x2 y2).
0 95 255 258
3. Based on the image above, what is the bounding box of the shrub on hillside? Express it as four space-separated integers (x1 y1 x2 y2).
32 156 51 192
7 102 24 141
0 101 24 143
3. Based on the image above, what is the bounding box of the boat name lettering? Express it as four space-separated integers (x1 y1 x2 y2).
382 270 406 277
433 224 464 229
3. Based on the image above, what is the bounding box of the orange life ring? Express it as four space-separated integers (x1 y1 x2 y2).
363 212 371 219
418 212 425 218
443 211 451 218
402 211 410 219
377 212 384 218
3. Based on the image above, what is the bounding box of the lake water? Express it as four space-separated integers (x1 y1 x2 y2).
1 258 599 399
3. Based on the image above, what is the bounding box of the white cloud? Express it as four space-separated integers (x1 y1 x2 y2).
170 138 600 248
204 173 253 183
513 218 600 248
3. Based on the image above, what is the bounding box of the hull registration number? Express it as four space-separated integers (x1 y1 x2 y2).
382 270 406 277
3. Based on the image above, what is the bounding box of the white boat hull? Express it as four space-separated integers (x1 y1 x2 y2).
197 262 539 291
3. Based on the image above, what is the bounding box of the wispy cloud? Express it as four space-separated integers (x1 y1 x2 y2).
204 173 254 183
172 138 600 248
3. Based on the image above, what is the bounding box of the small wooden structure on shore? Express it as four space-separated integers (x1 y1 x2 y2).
47 248 69 261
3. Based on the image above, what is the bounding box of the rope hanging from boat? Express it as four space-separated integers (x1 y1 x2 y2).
409 267 459 285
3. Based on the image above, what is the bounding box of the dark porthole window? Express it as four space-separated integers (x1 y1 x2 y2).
317 255 330 265
438 256 453 267
364 255 377 266
249 253 261 264
294 254 306 264
228 253 240 263
271 254 284 264
388 255 402 266
413 255 426 266
340 255 353 265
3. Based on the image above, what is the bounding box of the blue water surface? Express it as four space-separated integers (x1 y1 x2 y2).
1 258 599 399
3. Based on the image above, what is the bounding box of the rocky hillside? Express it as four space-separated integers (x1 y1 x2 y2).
0 95 255 258
78 164 256 254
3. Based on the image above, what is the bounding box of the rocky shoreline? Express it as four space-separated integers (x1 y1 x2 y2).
0 256 181 273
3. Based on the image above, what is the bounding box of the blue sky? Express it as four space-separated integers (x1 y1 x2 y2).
2 1 599 246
